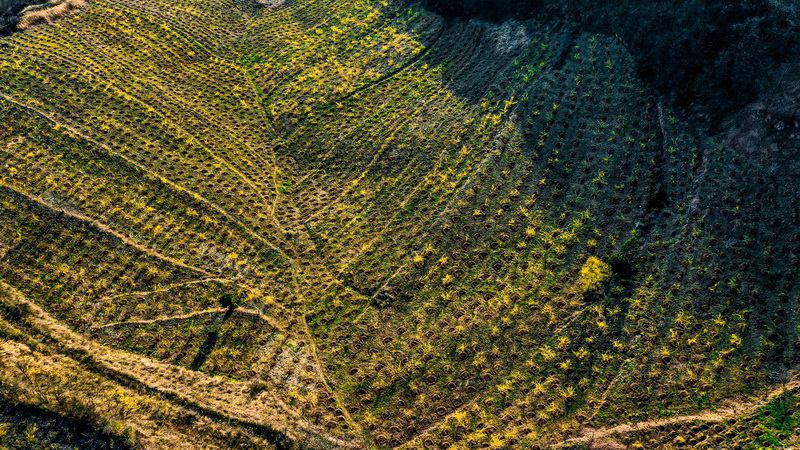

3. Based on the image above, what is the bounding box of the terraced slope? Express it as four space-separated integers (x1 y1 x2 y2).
0 0 798 448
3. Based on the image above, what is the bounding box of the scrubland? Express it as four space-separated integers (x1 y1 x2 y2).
0 0 798 448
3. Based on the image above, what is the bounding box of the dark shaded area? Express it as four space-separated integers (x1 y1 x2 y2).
189 329 220 370
189 308 234 370
218 292 237 309
0 398 131 449
422 0 540 21
421 0 800 123
646 190 670 212
0 0 44 35
551 26 577 70
555 0 800 124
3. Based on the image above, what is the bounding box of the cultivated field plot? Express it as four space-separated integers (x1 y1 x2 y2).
0 0 799 448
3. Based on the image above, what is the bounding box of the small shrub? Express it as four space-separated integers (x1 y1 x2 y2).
578 256 611 293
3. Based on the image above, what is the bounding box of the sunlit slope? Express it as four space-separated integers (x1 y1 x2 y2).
0 0 798 448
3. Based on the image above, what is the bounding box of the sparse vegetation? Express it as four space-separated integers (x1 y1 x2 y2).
0 0 797 448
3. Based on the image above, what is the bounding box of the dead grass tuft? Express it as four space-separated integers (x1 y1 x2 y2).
256 0 285 8
18 0 88 30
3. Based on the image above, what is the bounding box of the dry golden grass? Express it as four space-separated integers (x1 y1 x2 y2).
17 0 88 29
256 0 285 7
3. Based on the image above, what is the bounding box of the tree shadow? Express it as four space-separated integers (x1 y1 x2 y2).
189 306 235 371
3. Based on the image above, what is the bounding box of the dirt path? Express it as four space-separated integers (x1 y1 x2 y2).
0 91 290 263
97 277 233 302
92 305 288 333
553 378 800 448
0 280 362 448
91 307 230 330
238 30 371 445
0 183 213 276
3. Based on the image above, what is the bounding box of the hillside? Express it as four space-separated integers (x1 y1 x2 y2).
0 0 799 448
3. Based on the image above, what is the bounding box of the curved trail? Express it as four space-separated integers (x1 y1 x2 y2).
0 183 213 276
0 280 362 448
97 277 234 302
0 91 291 263
91 307 230 330
92 305 288 333
553 377 800 448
